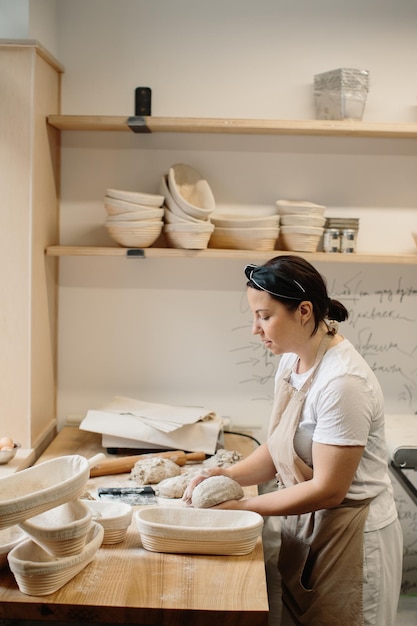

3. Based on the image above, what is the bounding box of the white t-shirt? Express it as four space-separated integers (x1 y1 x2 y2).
274 338 397 531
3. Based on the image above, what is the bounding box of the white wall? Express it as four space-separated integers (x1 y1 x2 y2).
51 0 417 433
0 0 58 56
56 0 417 121
0 0 29 39
21 0 415 434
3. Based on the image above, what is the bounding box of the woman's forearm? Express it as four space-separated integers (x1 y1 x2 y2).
223 443 277 486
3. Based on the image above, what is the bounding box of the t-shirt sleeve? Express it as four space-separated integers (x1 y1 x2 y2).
312 374 374 446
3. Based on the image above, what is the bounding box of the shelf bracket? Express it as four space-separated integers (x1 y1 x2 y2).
126 249 146 258
127 116 151 133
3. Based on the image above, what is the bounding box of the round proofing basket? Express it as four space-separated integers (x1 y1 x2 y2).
160 175 201 223
106 222 163 247
164 222 214 249
211 215 280 229
275 200 326 217
104 196 163 216
209 227 279 251
163 208 193 225
84 500 133 545
0 455 90 530
19 500 93 557
106 188 164 207
168 164 215 220
280 214 326 228
106 208 164 222
279 226 324 253
8 522 104 596
164 229 212 250
135 507 264 556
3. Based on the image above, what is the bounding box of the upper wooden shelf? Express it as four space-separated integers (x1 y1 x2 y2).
46 246 417 265
47 115 417 138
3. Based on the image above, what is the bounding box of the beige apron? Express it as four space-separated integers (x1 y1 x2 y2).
267 331 371 626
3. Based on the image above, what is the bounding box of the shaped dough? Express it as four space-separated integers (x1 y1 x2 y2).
191 475 244 509
130 457 180 484
155 474 191 498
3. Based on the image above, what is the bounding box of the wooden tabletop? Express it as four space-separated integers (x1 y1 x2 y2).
0 427 269 625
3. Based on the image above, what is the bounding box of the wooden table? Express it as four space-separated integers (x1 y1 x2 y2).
0 427 269 625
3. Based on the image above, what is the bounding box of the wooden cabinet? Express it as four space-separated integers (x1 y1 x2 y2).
0 41 62 451
46 115 417 265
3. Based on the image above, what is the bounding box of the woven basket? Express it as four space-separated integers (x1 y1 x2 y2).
19 500 93 557
279 226 323 253
84 500 133 545
209 227 279 251
135 508 263 556
8 522 103 596
106 222 163 247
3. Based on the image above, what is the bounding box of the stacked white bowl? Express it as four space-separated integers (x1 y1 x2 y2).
104 188 165 247
209 205 280 251
160 163 215 249
276 200 326 252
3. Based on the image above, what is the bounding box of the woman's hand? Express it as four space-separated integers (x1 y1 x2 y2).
182 467 226 505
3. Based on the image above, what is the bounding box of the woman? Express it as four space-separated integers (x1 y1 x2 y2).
183 255 403 626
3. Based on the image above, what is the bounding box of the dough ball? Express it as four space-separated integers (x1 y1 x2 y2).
191 475 244 509
130 457 181 484
203 449 243 468
155 473 191 498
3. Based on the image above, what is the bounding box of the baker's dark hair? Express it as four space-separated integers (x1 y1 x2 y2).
245 255 348 335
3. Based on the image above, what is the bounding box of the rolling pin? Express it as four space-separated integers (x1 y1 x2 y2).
89 449 206 477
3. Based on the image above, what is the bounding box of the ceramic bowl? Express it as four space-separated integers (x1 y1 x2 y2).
0 455 90 530
8 522 104 596
19 500 93 557
0 442 21 465
168 164 215 220
209 226 279 251
0 525 27 569
106 188 164 207
135 507 263 556
84 500 133 544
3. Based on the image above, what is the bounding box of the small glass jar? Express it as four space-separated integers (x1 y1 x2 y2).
340 228 357 253
323 228 340 253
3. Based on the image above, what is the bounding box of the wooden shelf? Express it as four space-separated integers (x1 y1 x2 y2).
46 114 417 265
46 246 417 264
47 115 417 138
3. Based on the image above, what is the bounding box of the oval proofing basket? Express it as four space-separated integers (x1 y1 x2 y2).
135 507 263 556
0 455 90 529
